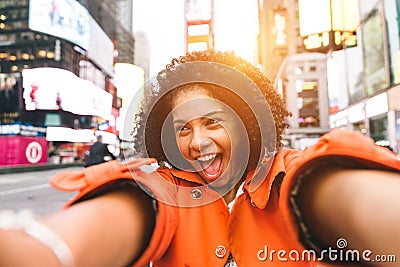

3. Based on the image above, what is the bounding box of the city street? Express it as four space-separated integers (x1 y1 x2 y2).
0 167 82 216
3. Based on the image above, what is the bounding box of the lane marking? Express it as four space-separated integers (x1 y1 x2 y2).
0 184 51 196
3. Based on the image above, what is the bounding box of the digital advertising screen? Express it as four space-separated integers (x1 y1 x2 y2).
22 68 113 120
28 0 90 49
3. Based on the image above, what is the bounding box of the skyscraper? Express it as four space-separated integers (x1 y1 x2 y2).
77 0 135 64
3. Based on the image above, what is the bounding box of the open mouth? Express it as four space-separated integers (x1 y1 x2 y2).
196 153 223 182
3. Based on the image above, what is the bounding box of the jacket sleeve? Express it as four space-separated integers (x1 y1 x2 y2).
278 129 400 253
50 160 179 266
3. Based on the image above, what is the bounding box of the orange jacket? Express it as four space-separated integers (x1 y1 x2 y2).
51 129 400 267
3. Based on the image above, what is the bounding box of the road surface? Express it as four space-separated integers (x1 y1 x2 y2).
0 167 82 216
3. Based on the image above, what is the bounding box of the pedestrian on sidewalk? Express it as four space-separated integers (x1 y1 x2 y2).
85 135 115 167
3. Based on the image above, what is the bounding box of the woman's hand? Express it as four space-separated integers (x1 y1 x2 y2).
122 157 158 173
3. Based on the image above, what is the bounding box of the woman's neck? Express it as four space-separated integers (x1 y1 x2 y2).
223 177 245 205
223 188 238 204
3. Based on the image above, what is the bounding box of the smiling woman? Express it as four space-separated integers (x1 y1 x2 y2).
132 57 282 203
170 85 250 201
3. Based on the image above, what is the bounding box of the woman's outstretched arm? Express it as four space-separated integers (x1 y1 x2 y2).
298 166 400 266
0 185 155 267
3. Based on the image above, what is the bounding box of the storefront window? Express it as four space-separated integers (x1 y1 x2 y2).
359 0 381 16
297 79 320 127
344 42 365 103
0 73 21 123
384 0 400 85
362 4 388 95
369 114 388 142
327 52 348 113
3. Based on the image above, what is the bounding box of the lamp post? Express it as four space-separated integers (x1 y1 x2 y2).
298 0 359 53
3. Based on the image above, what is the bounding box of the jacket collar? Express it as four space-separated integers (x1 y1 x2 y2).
167 150 289 209
169 168 207 185
242 153 285 209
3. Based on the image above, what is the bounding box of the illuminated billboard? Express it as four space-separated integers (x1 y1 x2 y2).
87 19 114 76
22 68 112 120
28 0 90 49
298 0 358 52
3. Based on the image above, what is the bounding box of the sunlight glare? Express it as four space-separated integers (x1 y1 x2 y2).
214 0 259 63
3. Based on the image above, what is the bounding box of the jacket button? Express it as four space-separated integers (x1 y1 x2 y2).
215 245 226 258
190 188 203 199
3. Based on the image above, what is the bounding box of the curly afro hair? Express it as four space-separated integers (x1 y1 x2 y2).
132 50 291 170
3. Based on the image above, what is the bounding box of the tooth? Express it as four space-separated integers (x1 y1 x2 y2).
198 154 215 161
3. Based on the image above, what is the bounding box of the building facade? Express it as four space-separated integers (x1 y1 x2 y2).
77 0 135 65
259 0 400 154
0 0 125 166
259 0 330 149
275 52 330 149
327 0 400 154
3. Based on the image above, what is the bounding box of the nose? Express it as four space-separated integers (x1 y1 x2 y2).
190 128 212 152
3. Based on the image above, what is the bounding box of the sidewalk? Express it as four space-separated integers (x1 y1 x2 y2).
0 162 84 175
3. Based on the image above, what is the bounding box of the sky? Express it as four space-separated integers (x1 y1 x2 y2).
131 0 259 77
132 0 186 77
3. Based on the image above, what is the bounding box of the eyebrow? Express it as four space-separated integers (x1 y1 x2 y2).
173 109 225 124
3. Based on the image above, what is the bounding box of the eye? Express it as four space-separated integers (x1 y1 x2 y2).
206 118 220 127
175 124 190 135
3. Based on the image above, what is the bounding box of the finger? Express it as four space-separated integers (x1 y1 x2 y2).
123 158 157 169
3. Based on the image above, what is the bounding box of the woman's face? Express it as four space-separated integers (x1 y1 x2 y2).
171 87 248 189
